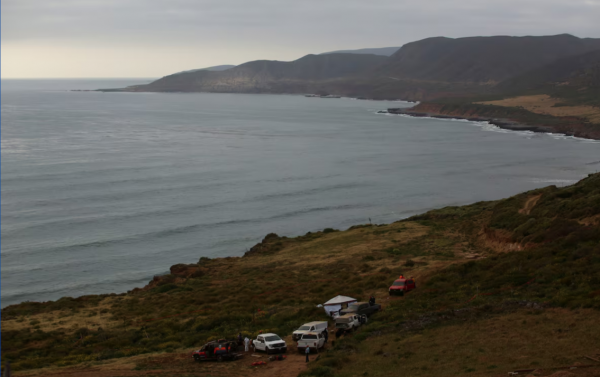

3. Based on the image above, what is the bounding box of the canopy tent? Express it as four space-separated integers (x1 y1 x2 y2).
323 295 357 317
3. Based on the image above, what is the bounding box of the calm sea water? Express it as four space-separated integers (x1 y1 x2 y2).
2 79 599 308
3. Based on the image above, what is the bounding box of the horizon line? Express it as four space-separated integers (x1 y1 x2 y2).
1 77 158 80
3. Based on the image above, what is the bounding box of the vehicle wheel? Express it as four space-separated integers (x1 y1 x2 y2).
400 291 404 296
217 355 223 362
265 348 270 355
193 355 200 362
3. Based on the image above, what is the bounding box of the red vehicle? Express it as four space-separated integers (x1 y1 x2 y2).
192 340 243 362
389 277 416 296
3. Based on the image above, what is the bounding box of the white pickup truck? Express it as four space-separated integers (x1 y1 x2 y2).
335 313 366 335
252 333 287 354
297 332 326 353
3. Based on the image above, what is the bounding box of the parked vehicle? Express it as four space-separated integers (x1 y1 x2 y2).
297 332 326 353
340 301 381 317
335 314 361 331
192 340 242 362
389 277 416 296
292 321 328 341
252 333 287 354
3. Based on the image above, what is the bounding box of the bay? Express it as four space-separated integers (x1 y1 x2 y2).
1 79 598 308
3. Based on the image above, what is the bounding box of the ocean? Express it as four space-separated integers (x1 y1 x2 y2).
1 78 599 308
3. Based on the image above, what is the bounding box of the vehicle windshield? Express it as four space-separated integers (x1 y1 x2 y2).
298 326 311 331
393 281 405 286
303 334 317 339
265 335 282 342
348 303 360 310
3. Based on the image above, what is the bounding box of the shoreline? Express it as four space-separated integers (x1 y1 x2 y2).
386 107 600 141
88 88 598 141
90 88 417 103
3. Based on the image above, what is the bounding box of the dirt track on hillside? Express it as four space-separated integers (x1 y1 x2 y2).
14 348 310 377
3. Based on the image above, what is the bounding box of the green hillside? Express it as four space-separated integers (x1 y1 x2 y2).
2 174 599 376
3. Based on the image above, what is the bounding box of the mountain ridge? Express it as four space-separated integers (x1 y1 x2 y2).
109 34 600 98
125 53 388 93
97 34 600 139
320 46 401 56
377 34 600 84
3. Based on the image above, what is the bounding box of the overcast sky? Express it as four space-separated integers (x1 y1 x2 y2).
2 0 600 78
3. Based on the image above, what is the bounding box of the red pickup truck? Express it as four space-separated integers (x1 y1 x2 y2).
192 340 243 362
389 278 416 296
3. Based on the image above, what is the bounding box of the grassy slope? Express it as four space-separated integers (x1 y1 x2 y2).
406 49 600 139
2 174 600 376
302 173 600 377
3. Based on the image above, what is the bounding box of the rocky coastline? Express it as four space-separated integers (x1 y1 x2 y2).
386 107 553 133
386 105 600 140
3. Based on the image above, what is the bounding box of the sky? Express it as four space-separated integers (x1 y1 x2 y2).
2 0 600 78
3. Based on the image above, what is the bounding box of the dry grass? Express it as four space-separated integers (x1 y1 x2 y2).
2 297 122 333
476 94 600 124
244 222 429 267
334 308 600 377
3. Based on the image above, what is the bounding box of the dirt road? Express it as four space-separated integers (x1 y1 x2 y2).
14 348 310 377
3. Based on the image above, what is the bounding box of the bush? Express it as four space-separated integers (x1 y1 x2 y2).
154 284 178 293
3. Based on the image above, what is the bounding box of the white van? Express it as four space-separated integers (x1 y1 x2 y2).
292 321 328 341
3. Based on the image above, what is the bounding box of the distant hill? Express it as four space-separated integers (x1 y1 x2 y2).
374 34 600 84
320 46 401 57
496 49 600 92
126 53 388 93
173 65 235 75
102 34 600 103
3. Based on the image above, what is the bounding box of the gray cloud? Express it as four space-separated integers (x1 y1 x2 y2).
2 0 599 77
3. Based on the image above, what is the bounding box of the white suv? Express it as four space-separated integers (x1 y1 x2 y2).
292 321 328 341
252 333 287 354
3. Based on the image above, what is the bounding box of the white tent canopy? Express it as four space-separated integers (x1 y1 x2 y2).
323 295 357 317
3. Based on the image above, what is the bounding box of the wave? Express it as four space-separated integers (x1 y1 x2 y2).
2 181 363 235
1 162 177 184
2 170 346 208
530 178 578 185
1 274 154 305
1 203 368 258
